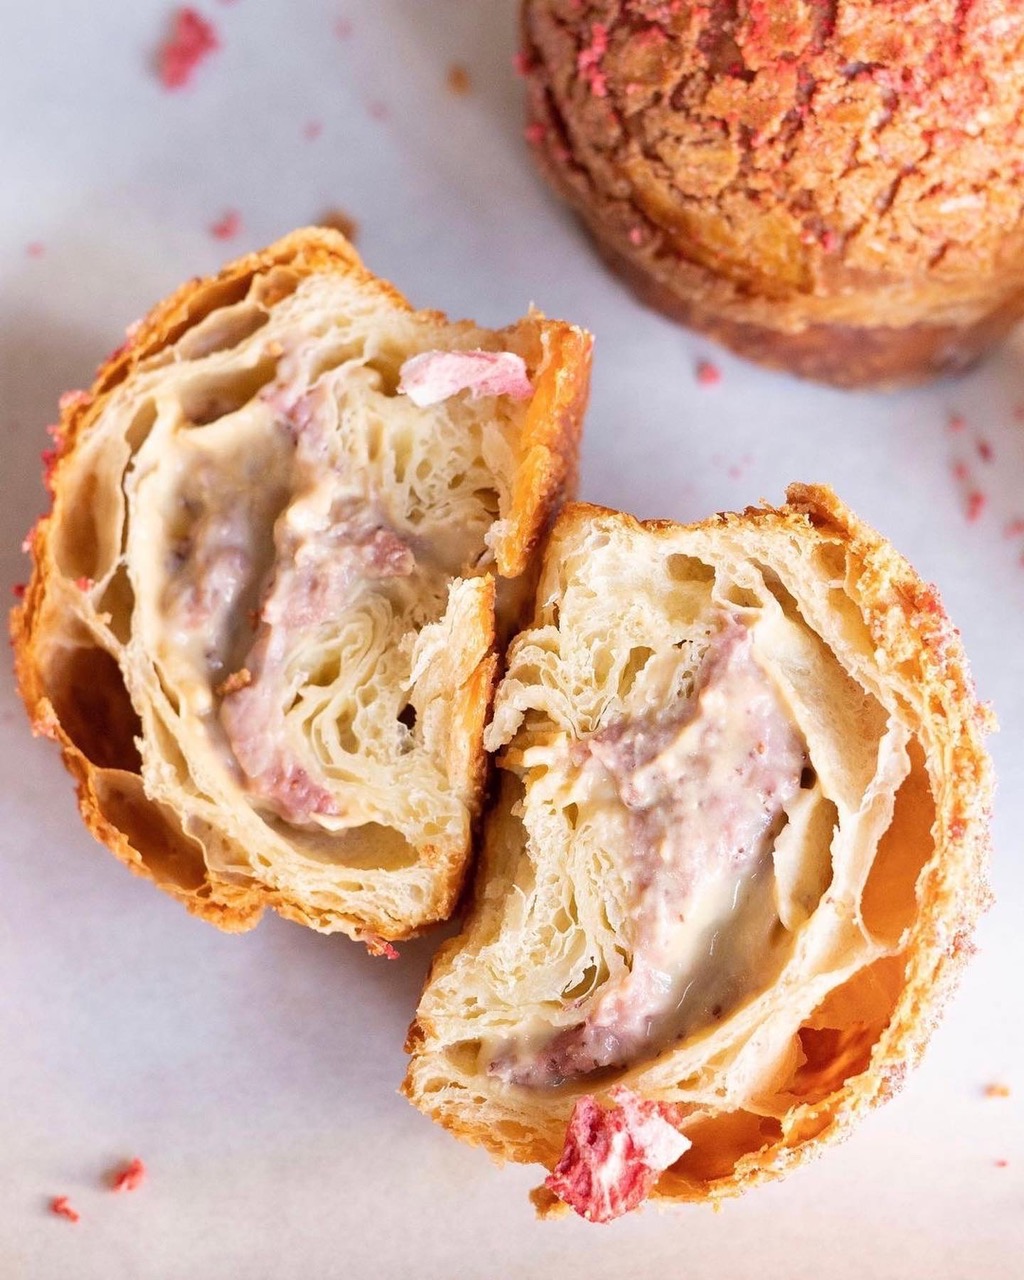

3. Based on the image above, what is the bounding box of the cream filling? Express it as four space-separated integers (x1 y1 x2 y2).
489 615 806 1086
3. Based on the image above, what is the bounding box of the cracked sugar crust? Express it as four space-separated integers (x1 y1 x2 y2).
522 0 1024 383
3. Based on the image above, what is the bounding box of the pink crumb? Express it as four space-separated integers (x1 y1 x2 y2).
995 1158 1009 1168
398 350 533 407
25 242 45 258
965 490 986 523
75 577 94 592
157 8 220 91
578 23 609 98
976 438 993 462
209 209 241 240
545 1087 690 1223
628 226 645 246
948 412 966 432
334 16 353 39
696 359 722 386
363 935 399 959
513 51 534 77
50 1196 79 1223
820 229 839 252
368 101 389 121
951 459 969 483
111 1157 147 1192
303 119 323 141
525 122 547 145
1003 518 1024 538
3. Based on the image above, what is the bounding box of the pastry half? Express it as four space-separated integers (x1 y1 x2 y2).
11 229 592 942
404 484 993 1218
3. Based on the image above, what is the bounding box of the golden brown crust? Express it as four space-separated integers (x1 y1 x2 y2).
521 1 1024 387
403 483 994 1209
10 228 591 940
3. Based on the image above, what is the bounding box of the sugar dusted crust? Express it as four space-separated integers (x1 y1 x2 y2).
521 1 1024 387
403 483 993 1213
10 228 592 940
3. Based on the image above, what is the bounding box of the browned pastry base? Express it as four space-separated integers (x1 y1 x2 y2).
593 232 1024 390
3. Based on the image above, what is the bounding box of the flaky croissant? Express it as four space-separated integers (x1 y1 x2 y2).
11 229 592 943
404 485 993 1219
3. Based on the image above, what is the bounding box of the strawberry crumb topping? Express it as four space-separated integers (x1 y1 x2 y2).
75 577 95 592
696 359 722 386
545 1087 690 1223
965 490 986 523
578 23 609 98
111 1157 147 1192
158 8 220 91
363 935 399 959
50 1196 79 1223
398 350 533 407
210 209 241 240
525 122 547 145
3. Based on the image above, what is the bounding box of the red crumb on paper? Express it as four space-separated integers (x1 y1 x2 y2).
1004 518 1024 538
995 1158 1009 1167
111 1158 147 1192
157 8 220 91
513 51 534 77
26 242 45 259
447 63 472 96
951 459 969 483
50 1197 80 1223
303 119 323 141
983 1082 1011 1098
976 438 993 462
578 23 609 98
399 350 533 407
12 583 26 600
525 122 547 145
696 359 722 386
965 490 986 523
948 412 966 433
545 1087 690 1223
368 101 389 122
334 16 353 39
363 935 399 959
209 209 241 240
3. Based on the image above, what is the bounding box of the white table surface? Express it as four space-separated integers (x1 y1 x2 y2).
1 3 1021 1277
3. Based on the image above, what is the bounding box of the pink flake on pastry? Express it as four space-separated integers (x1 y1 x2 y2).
544 1086 690 1223
398 350 532 407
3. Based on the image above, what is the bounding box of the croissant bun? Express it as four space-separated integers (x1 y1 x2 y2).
11 229 592 942
403 485 992 1219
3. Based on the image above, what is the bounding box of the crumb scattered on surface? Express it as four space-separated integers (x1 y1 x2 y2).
334 16 353 40
368 101 388 121
25 242 45 258
447 63 472 95
12 583 26 600
984 1082 1011 1098
50 1196 79 1223
158 8 219 91
696 359 722 386
303 119 323 141
995 1158 1009 1168
364 935 399 959
210 209 241 240
965 490 986 523
948 412 966 433
977 438 993 462
316 208 358 241
111 1158 146 1192
525 122 547 145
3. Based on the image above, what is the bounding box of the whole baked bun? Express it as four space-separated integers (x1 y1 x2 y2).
521 0 1024 388
404 485 993 1220
11 229 591 943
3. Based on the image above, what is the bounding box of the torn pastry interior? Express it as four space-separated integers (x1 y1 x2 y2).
403 485 993 1218
11 229 592 940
